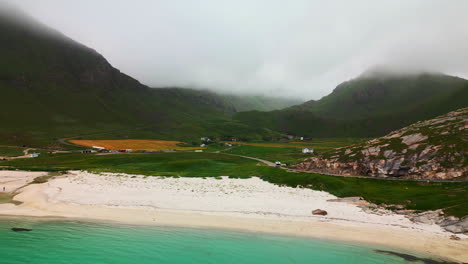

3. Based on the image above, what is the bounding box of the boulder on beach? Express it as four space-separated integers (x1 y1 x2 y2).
312 209 328 216
11 228 32 232
442 217 468 234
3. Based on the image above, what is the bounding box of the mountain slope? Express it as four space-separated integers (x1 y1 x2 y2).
220 94 303 112
0 9 278 147
293 107 468 180
151 88 303 112
235 73 468 137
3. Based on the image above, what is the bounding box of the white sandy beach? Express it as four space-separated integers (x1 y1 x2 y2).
0 170 467 262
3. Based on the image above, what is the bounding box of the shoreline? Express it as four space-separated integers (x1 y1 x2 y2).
0 171 467 263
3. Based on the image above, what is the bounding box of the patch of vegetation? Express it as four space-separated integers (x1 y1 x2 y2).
415 161 427 167
0 193 21 205
0 146 25 157
32 174 54 184
380 138 407 152
401 160 410 166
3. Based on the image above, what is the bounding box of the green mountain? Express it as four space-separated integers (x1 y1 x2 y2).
152 88 303 112
0 10 280 147
235 72 468 137
219 94 303 112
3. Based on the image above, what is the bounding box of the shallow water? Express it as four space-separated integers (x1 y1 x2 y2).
0 217 429 264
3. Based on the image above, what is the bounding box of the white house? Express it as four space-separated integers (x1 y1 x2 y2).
200 137 211 142
92 146 105 150
302 148 314 154
200 144 206 147
300 137 304 141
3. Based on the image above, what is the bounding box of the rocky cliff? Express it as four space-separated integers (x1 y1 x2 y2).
293 108 467 180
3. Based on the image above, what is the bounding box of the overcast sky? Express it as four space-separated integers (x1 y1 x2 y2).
3 0 468 99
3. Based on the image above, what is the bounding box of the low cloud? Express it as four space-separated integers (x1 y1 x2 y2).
3 0 468 99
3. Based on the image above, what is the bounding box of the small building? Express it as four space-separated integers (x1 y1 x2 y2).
200 144 206 147
194 150 203 153
119 149 132 153
30 153 40 158
302 148 314 154
300 137 304 141
119 149 133 153
287 134 294 140
200 137 211 142
224 143 232 147
230 137 238 142
97 148 110 153
92 146 105 150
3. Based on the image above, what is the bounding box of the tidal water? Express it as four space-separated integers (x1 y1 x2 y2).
0 217 431 264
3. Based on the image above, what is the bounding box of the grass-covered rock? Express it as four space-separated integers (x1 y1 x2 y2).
293 108 467 180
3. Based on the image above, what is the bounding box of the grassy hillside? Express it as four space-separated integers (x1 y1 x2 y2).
156 88 303 112
0 10 280 147
220 94 303 112
235 73 468 137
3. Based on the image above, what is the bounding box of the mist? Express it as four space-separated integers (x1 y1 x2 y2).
2 0 468 99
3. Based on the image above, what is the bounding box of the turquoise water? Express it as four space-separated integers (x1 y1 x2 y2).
0 217 426 264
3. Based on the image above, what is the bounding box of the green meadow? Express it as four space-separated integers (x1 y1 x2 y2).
221 138 368 164
2 151 466 217
0 146 26 157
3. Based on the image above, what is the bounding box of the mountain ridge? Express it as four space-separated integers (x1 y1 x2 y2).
235 72 468 137
0 11 285 147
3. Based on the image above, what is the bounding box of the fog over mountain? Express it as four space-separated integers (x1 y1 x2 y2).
3 0 468 99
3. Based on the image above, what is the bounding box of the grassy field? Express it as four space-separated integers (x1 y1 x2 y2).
225 145 309 165
1 152 466 217
226 138 366 149
0 146 26 157
223 138 367 164
69 139 203 151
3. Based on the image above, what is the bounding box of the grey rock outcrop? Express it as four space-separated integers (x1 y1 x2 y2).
441 217 468 234
293 108 468 180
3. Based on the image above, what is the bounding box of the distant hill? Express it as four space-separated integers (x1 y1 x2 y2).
293 107 468 180
0 9 280 147
219 94 303 112
152 88 303 112
235 72 468 137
